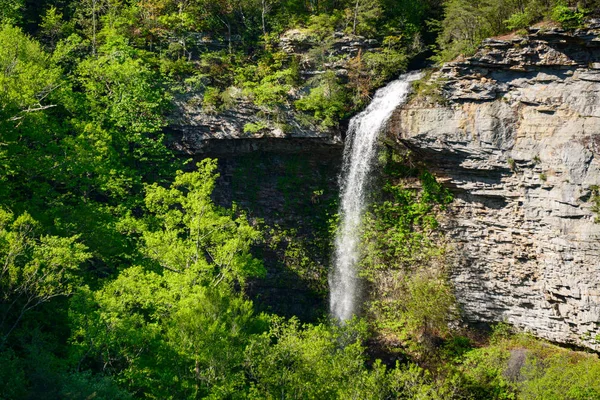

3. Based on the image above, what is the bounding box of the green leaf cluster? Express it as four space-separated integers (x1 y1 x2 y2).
434 0 599 63
359 151 456 353
295 72 349 128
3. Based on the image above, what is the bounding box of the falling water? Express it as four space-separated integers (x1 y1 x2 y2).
330 71 423 322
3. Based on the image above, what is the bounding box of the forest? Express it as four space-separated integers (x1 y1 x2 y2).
3 0 600 398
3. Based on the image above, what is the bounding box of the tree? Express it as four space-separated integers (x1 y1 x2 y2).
0 0 24 24
0 209 90 343
245 318 395 399
348 0 382 36
39 6 68 48
139 159 264 285
69 161 266 397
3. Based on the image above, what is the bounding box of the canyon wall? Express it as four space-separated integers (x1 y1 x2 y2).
169 25 600 349
391 25 600 350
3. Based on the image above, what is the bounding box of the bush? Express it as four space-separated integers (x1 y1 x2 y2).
505 11 536 30
551 4 585 29
202 86 222 111
295 72 348 128
243 121 269 133
519 354 600 399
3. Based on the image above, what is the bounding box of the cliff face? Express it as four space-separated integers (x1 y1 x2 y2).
391 26 600 350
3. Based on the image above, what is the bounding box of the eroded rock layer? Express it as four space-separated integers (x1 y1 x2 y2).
391 26 600 350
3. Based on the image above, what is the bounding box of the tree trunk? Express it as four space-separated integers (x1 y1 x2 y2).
92 0 97 56
261 0 267 37
353 0 360 35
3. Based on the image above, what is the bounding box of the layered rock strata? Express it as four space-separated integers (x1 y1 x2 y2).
391 26 600 350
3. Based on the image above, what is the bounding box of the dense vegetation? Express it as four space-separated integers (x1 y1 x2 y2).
3 1 600 399
435 0 600 62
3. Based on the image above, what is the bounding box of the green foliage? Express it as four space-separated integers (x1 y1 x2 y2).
305 13 341 39
70 267 263 398
59 371 133 400
236 52 299 112
39 6 70 47
295 72 349 128
344 0 383 36
0 24 61 123
0 0 23 24
362 168 453 270
363 46 409 85
76 33 169 141
245 318 378 399
70 160 267 398
244 121 269 133
360 150 455 352
411 69 448 105
433 0 593 63
0 349 27 398
439 327 600 400
505 11 536 30
519 354 600 399
452 346 516 399
552 3 586 29
140 159 265 285
248 73 293 107
245 317 452 399
433 0 494 62
590 185 600 223
203 86 223 111
0 209 90 342
6 2 600 399
267 226 329 296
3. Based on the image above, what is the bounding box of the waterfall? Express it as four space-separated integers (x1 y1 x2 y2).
330 71 423 322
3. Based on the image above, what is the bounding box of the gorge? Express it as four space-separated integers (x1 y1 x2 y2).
172 25 600 351
7 2 600 397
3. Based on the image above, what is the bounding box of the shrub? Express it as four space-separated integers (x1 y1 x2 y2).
243 121 269 134
295 72 348 128
551 4 585 29
505 11 536 30
202 86 222 111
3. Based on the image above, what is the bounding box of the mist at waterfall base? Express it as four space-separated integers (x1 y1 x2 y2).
330 71 423 322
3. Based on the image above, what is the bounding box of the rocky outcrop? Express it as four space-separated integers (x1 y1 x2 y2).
168 30 380 154
390 26 600 350
280 30 378 77
169 96 341 154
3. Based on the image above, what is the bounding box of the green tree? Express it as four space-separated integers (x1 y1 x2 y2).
0 0 24 24
139 159 264 285
245 318 390 399
0 209 90 343
295 71 349 128
39 6 69 48
70 161 266 397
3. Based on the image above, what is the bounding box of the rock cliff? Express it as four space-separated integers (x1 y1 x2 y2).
391 25 600 350
167 31 380 154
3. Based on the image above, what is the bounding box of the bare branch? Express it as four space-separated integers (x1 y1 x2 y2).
9 104 57 121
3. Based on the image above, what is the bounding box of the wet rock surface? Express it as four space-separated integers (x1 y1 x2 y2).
391 27 600 350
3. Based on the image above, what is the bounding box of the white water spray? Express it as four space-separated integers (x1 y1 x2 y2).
330 71 423 322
